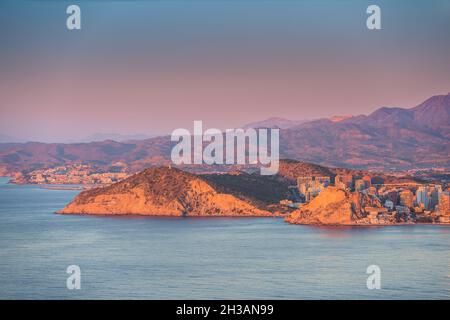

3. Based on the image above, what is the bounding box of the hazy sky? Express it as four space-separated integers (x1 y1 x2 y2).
1 0 450 142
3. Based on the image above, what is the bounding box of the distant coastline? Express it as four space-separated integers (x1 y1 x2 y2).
0 176 11 183
40 185 85 191
52 210 450 227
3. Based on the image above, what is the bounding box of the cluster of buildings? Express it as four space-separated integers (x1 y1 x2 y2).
297 176 331 202
12 164 129 186
282 175 331 208
282 175 332 209
283 173 450 223
377 184 450 223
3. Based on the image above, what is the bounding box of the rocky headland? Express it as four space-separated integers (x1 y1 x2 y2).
58 167 279 217
285 187 389 225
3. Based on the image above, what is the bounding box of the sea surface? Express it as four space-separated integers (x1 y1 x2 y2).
0 177 448 299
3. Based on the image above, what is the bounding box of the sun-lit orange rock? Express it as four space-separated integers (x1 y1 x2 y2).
58 167 273 217
285 187 356 225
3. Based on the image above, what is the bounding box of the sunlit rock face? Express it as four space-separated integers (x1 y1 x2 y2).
285 187 355 225
58 167 273 217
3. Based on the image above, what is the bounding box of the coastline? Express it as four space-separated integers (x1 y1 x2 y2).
54 212 285 219
55 209 450 226
6 171 449 227
287 221 450 227
56 210 285 218
41 185 85 191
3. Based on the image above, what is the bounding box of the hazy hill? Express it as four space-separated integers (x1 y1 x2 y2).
81 133 157 143
280 93 450 169
243 117 308 129
0 134 21 143
0 93 449 173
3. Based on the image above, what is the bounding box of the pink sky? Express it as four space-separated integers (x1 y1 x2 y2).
1 57 449 142
1 1 450 142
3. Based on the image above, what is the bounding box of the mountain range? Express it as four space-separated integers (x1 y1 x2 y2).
0 134 22 144
243 117 309 129
0 93 449 174
279 93 450 170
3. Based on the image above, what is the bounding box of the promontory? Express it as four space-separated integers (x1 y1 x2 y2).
58 167 280 217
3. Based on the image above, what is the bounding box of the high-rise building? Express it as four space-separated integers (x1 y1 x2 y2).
335 174 353 190
297 176 313 187
362 175 372 188
297 176 330 202
399 189 414 208
355 179 367 191
314 176 331 187
416 186 430 210
367 186 377 196
384 190 399 205
384 200 394 211
429 185 441 209
437 191 450 215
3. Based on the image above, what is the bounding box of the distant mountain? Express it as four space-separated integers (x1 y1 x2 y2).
280 93 450 170
0 134 21 143
243 117 309 129
81 133 157 142
410 93 450 138
0 93 449 173
329 115 353 122
0 136 173 173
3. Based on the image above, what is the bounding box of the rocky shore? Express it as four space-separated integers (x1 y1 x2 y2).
58 167 277 217
286 187 393 226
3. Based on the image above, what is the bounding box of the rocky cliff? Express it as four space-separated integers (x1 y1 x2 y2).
285 187 386 225
58 167 274 217
285 187 355 225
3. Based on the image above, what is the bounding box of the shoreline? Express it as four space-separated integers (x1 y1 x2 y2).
40 185 85 191
56 211 284 218
5 177 447 227
287 221 450 227
55 211 450 226
55 212 285 219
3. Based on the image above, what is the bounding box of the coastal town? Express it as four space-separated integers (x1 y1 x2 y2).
10 164 129 186
282 173 450 224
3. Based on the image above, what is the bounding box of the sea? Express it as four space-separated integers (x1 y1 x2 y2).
0 177 448 299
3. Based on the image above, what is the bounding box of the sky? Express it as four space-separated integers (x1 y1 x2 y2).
1 0 450 142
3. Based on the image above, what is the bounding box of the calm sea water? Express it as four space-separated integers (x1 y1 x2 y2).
0 177 448 299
